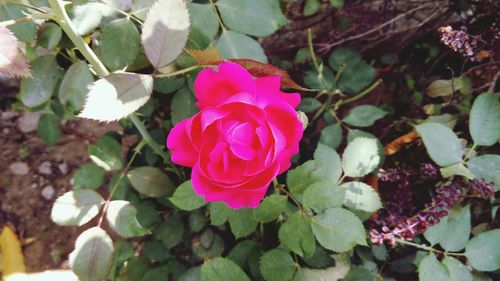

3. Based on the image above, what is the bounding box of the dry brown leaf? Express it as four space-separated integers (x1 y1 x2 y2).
231 59 308 91
384 130 420 156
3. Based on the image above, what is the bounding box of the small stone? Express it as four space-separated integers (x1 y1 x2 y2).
41 185 55 200
9 162 29 176
30 183 37 189
18 111 41 133
1 111 18 120
3 128 9 134
38 161 52 175
58 163 68 175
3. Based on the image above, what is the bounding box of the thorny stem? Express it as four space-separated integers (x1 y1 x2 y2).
48 0 179 175
48 0 109 77
395 239 466 257
98 140 146 227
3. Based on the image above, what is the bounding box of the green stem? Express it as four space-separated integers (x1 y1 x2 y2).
129 114 168 160
98 139 146 227
336 79 382 109
463 143 477 162
396 239 466 257
209 0 227 31
48 0 109 77
155 64 201 78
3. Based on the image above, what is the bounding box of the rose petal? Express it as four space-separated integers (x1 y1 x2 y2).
194 62 255 109
255 76 300 108
166 118 198 167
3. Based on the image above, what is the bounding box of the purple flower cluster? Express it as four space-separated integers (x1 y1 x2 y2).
438 26 478 58
467 179 495 198
370 184 463 246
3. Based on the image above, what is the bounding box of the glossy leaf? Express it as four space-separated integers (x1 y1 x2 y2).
201 257 250 281
100 18 140 71
141 0 190 69
51 190 104 226
253 194 287 223
260 248 297 281
127 167 175 197
416 122 463 167
69 227 114 281
343 105 387 127
465 229 500 271
106 200 148 238
170 180 206 211
469 92 500 146
342 137 380 177
341 181 381 213
79 72 153 122
58 61 94 111
19 55 63 107
216 30 267 63
279 211 316 257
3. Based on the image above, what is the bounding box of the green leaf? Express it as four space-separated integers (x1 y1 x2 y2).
346 131 385 170
51 190 104 226
100 18 140 71
136 200 160 229
141 266 170 281
328 48 362 70
72 163 106 190
210 202 231 226
424 216 448 246
69 227 114 281
303 182 345 212
278 212 316 257
468 154 500 188
253 194 287 223
342 137 380 177
342 266 376 281
297 97 321 113
469 92 500 146
71 3 103 35
328 48 376 94
228 208 258 239
170 180 206 211
106 200 148 238
440 163 474 179
228 240 260 268
143 241 170 262
311 208 366 252
294 254 350 280
216 0 287 37
465 229 500 271
343 105 387 127
216 30 267 63
416 122 463 167
154 214 184 249
193 229 225 259
141 0 190 69
0 3 36 42
153 77 185 94
303 67 333 90
37 113 61 146
330 0 344 8
312 143 342 184
58 61 94 111
88 134 122 171
287 160 316 194
439 205 471 252
319 123 342 150
338 61 377 94
341 181 381 213
426 78 466 98
260 248 297 281
37 22 62 49
78 72 153 122
171 87 199 125
187 3 219 49
442 256 473 281
179 267 201 281
131 0 155 20
303 0 321 16
127 167 175 197
20 55 63 107
201 257 251 281
418 254 449 281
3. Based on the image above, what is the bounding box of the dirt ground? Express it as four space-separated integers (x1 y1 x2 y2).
0 84 121 272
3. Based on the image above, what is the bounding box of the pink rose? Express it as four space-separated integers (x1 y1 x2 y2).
167 62 303 208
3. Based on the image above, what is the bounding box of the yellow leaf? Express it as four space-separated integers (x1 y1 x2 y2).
384 130 420 156
0 227 26 278
185 48 223 66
